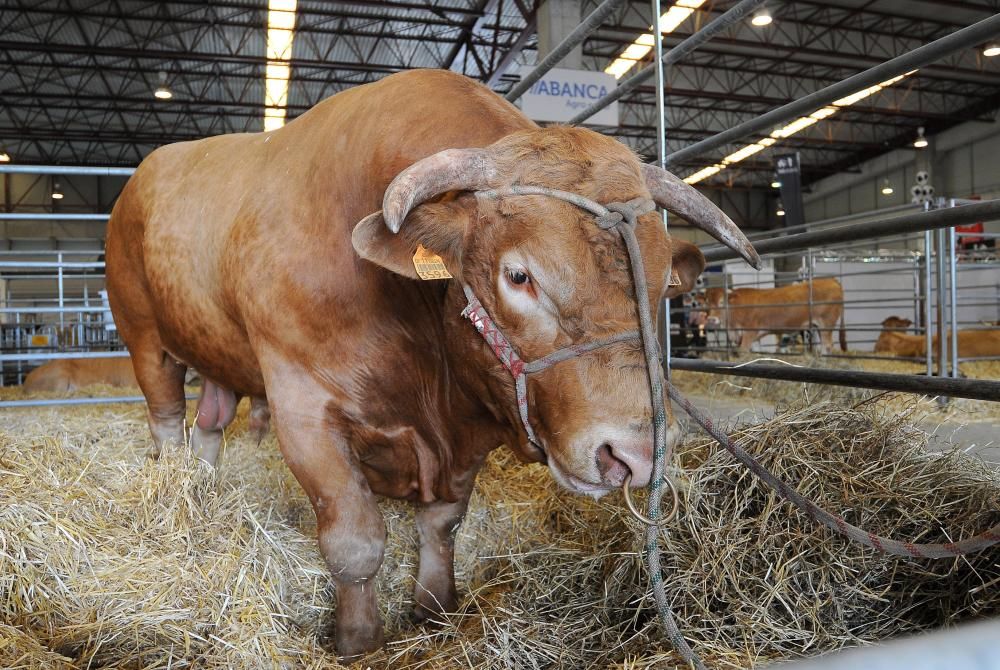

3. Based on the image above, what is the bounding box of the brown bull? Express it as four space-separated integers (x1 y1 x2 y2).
105 69 757 656
874 316 1000 359
703 277 847 353
23 357 138 392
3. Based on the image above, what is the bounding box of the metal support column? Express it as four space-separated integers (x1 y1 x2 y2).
505 0 624 102
651 0 670 376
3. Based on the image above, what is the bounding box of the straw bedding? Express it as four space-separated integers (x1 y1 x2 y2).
1 395 999 669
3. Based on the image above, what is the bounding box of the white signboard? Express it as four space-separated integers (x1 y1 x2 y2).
518 67 618 126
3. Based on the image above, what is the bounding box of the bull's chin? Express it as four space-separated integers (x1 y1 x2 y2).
545 455 615 500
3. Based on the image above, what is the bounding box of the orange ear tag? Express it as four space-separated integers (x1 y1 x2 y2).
668 270 682 286
412 244 453 280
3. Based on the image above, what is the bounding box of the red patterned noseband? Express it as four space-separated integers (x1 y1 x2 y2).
460 285 640 448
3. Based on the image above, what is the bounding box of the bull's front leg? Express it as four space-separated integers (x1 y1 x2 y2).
412 494 472 622
261 359 387 658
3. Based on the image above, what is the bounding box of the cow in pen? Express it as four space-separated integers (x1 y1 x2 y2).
23 357 138 393
105 69 758 656
702 277 847 354
874 316 1000 359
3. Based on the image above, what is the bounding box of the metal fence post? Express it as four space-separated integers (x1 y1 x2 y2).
57 251 65 332
935 227 947 382
948 222 959 378
924 229 933 378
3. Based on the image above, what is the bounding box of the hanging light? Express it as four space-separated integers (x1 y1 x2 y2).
881 178 894 196
0 147 9 163
776 201 785 216
751 7 773 26
913 126 928 149
51 181 64 200
984 43 1000 57
154 71 173 100
770 178 781 189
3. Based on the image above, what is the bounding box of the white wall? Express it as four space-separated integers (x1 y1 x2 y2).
803 118 1000 237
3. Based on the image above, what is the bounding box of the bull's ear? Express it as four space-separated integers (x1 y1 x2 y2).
352 202 468 280
665 238 705 298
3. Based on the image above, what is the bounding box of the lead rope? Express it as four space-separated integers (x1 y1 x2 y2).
597 202 707 670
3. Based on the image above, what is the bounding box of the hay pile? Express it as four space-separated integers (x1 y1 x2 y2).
2 399 999 669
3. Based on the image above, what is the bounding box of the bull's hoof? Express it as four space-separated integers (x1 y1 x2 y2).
334 626 384 661
409 602 444 627
248 424 268 446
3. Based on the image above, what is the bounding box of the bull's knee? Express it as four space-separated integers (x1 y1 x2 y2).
318 509 386 582
318 506 387 659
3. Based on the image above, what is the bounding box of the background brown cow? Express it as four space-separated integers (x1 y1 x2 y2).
23 357 138 393
875 316 1000 359
703 277 847 354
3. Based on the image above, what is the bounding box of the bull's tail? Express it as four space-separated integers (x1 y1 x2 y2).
839 315 848 352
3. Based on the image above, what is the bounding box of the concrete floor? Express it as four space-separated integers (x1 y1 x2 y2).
677 393 1000 465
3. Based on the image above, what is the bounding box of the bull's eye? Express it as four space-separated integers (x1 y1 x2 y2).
506 269 530 286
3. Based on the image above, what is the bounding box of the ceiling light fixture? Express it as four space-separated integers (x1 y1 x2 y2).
684 70 917 185
776 202 785 216
751 8 772 27
154 71 172 100
51 182 64 200
604 0 705 79
264 0 297 131
771 178 781 188
881 178 894 196
984 43 1000 57
0 148 9 163
913 126 928 148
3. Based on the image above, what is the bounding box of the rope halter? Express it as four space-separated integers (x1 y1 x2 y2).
460 185 678 528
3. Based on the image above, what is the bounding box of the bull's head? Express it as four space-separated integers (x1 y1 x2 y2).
352 127 757 496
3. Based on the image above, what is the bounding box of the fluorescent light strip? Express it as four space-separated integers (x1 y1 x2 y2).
264 0 297 131
684 71 917 184
605 0 705 80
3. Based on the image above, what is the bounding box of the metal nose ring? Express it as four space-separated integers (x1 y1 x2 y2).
622 472 679 527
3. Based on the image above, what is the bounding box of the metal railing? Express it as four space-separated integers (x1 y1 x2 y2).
672 197 1000 402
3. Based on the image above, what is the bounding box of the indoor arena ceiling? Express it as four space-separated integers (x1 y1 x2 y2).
2 0 1000 188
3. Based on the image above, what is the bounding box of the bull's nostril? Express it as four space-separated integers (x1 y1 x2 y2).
595 442 629 481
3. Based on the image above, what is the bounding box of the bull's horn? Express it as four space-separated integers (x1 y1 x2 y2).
641 163 761 269
382 148 498 233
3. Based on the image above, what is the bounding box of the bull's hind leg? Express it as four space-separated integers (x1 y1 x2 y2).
261 357 386 658
191 379 238 466
127 333 188 457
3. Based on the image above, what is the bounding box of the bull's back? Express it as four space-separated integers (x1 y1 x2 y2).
108 70 534 394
